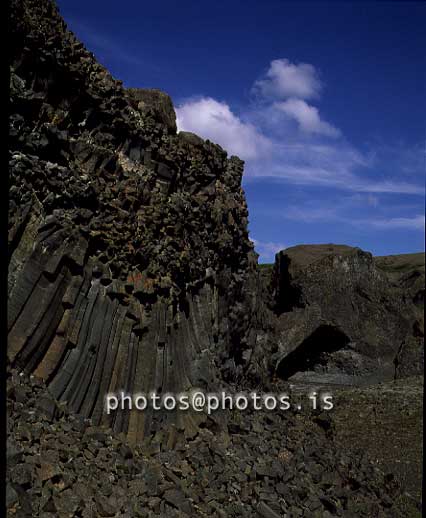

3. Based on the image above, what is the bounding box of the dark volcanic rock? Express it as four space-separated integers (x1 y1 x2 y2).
260 244 423 384
6 370 410 517
374 252 425 378
8 0 259 441
125 87 177 134
330 376 424 510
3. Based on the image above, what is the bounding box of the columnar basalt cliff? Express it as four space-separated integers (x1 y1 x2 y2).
9 0 260 442
7 1 423 516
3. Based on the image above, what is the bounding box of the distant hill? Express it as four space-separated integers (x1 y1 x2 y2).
374 252 425 280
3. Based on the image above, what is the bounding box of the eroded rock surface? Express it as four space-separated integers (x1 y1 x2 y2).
9 0 260 442
262 244 423 385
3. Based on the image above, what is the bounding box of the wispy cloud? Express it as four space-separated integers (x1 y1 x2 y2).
260 164 425 195
360 214 425 230
246 142 424 195
283 195 425 231
351 179 424 195
285 205 338 223
64 17 154 68
364 140 426 179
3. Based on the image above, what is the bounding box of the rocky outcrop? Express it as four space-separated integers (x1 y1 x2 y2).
374 252 425 379
126 88 177 134
8 0 259 442
262 244 423 385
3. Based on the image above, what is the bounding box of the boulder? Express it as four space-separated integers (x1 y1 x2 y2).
126 87 177 133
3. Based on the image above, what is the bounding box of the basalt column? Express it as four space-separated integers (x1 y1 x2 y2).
8 0 259 443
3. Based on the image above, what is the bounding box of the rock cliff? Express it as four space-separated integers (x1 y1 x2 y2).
9 0 261 443
260 244 423 385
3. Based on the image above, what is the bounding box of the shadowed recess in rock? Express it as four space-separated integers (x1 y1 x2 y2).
276 325 350 381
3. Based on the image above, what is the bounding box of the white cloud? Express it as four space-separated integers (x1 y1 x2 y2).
274 99 341 137
176 58 424 199
365 141 426 179
252 58 322 100
176 97 271 160
252 239 287 261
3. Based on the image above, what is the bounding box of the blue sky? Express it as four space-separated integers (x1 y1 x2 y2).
57 0 425 262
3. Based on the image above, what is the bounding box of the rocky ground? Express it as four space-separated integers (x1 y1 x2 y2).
7 369 415 518
331 376 423 513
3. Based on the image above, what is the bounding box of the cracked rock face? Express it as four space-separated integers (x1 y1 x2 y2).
9 0 259 442
262 244 423 385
